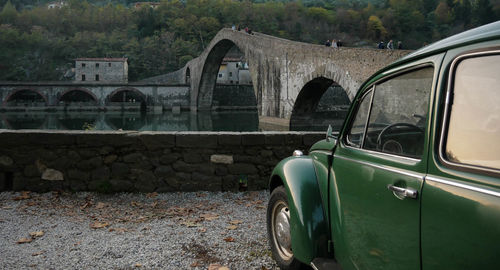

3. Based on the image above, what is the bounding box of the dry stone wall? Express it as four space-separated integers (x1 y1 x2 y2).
0 130 324 193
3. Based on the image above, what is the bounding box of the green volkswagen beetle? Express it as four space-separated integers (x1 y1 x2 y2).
267 21 500 270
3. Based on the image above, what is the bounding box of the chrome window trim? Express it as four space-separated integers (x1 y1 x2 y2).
425 176 500 198
335 154 424 180
438 50 500 175
346 87 374 148
343 144 421 162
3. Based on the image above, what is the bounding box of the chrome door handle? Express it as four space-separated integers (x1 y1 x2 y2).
387 184 418 199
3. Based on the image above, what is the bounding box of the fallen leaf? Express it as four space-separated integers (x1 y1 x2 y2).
208 264 230 270
200 213 219 221
198 228 207 233
134 263 142 268
17 237 32 244
146 192 158 198
13 191 31 201
32 251 44 256
261 267 269 270
255 205 265 209
229 220 243 225
190 261 201 267
26 201 37 207
95 202 106 209
90 221 110 229
223 237 234 242
150 201 159 208
80 202 92 210
196 192 207 197
29 231 44 238
227 225 238 230
131 201 141 207
109 228 129 233
181 220 200 227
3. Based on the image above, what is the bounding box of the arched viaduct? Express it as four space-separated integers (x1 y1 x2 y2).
0 82 190 112
146 28 410 122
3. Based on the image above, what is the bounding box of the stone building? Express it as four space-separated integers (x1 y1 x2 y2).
75 58 128 83
217 58 251 85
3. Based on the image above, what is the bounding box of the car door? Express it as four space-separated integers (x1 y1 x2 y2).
329 54 443 270
422 44 500 270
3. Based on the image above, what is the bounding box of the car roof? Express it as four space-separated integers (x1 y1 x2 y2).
360 21 500 91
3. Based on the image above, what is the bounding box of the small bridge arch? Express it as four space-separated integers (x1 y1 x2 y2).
3 88 48 106
58 88 98 104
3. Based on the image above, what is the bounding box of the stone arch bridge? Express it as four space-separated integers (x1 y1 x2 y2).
145 28 410 123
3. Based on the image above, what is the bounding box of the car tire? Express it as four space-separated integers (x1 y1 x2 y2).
267 186 304 270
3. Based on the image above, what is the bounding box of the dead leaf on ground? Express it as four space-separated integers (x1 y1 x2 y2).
32 251 44 256
80 202 92 210
255 205 265 209
90 221 110 229
198 228 207 233
196 192 207 197
190 261 201 267
17 237 32 244
134 263 142 268
223 237 234 242
261 267 269 270
150 201 159 208
131 201 141 207
146 192 158 198
208 264 230 270
181 220 200 228
200 213 219 221
226 225 238 230
229 220 243 225
13 191 31 201
29 231 44 238
95 202 107 209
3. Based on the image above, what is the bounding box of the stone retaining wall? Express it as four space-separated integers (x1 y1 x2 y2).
0 130 324 192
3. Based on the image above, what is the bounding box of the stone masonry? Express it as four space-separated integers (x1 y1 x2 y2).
0 130 324 193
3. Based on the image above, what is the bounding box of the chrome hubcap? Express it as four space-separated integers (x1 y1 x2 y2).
272 201 292 259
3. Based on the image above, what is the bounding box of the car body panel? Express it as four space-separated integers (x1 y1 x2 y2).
269 156 331 263
421 39 500 270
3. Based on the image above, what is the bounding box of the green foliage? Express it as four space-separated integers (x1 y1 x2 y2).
0 0 497 81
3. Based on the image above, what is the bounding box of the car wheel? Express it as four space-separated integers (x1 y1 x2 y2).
267 186 303 270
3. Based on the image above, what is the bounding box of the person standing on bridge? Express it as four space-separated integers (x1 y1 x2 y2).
325 40 331 47
378 41 384 49
332 39 338 48
232 24 236 31
387 40 394 50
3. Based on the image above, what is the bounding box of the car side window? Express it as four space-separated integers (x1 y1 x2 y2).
346 90 373 148
444 54 500 170
363 67 433 158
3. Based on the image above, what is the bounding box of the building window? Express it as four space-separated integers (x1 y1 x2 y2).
96 63 99 68
229 72 233 77
95 74 99 81
82 63 86 67
218 73 222 78
82 74 86 81
108 63 111 67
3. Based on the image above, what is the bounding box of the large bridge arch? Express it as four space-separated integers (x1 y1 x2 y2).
196 38 257 110
290 77 351 131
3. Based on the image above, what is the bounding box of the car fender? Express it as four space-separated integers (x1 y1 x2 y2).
269 156 330 264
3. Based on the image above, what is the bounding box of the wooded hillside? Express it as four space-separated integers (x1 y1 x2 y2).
0 0 498 81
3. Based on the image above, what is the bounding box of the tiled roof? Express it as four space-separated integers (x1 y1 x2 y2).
75 58 128 62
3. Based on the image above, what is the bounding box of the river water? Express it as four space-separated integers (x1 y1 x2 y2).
0 111 260 132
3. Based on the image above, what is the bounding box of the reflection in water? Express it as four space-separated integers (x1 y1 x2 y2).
0 111 260 132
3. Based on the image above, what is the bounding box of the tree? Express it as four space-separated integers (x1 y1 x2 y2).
0 0 17 24
367 15 387 40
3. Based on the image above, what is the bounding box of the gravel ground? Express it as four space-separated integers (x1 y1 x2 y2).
0 191 278 270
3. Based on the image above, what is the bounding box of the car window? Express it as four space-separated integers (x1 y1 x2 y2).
444 54 500 170
363 67 433 158
346 90 372 148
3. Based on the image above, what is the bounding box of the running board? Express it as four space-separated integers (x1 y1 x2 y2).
310 258 342 270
